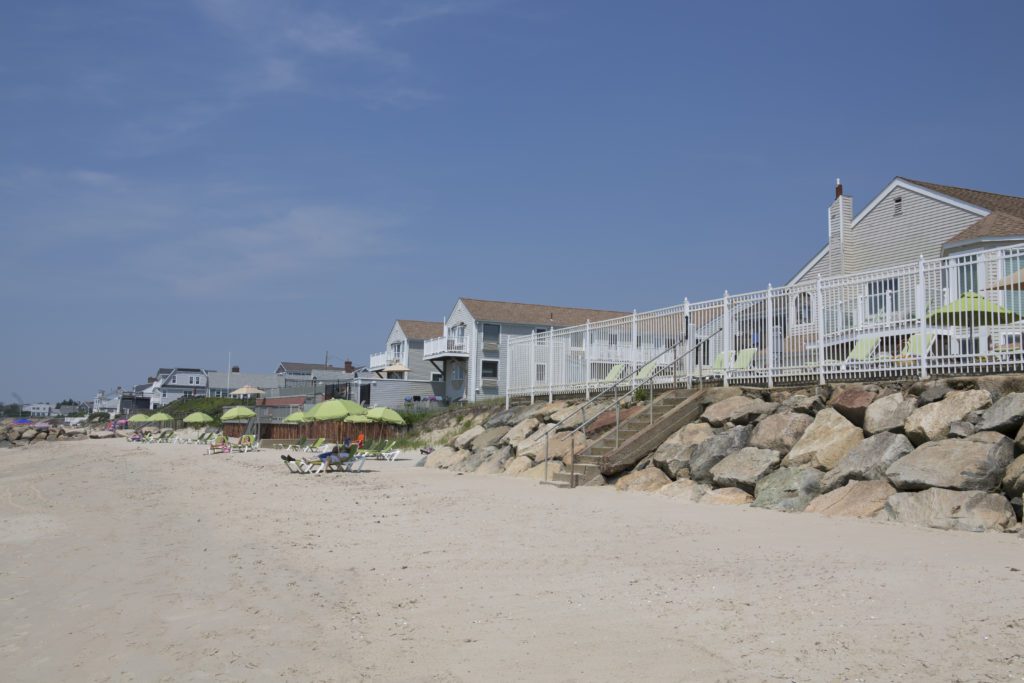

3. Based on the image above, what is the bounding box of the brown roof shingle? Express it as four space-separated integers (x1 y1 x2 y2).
902 178 1024 219
947 211 1024 243
396 320 444 340
459 298 629 327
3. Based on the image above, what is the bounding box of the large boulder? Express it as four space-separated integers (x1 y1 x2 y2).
780 393 824 415
615 467 671 493
820 432 914 493
502 417 539 448
656 479 710 502
829 386 877 427
884 489 1017 532
748 412 813 454
652 422 714 479
688 425 752 484
474 446 514 475
519 460 565 480
752 467 823 512
701 487 753 505
976 392 1024 435
484 406 528 428
450 447 493 473
885 432 1014 492
863 393 918 435
698 386 744 405
805 480 896 518
89 431 116 439
549 403 587 429
710 447 781 493
782 408 863 471
21 429 37 441
974 375 1024 403
700 396 777 428
453 425 486 449
534 400 569 420
471 426 510 450
912 379 954 405
425 446 467 469
516 429 586 464
903 390 992 445
503 455 535 476
1001 455 1024 498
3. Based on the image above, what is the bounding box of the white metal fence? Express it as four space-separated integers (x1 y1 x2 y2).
507 243 1024 401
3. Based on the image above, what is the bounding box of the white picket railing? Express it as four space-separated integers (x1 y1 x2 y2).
424 335 469 359
506 243 1024 403
369 349 408 370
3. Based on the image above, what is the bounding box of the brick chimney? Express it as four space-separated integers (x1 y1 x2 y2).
343 359 354 373
828 178 853 276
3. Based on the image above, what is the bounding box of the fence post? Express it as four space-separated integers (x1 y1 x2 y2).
684 298 692 389
548 326 554 403
529 330 536 404
816 275 826 386
766 284 775 389
917 255 928 379
584 319 591 400
722 291 731 387
631 309 639 392
505 342 511 409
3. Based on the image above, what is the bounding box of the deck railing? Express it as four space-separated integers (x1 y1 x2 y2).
424 335 468 359
369 349 408 370
506 243 1024 404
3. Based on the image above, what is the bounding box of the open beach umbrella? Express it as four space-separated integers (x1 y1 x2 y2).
344 414 372 424
148 412 174 424
282 410 309 424
367 407 406 426
183 412 214 425
306 399 354 421
127 413 150 424
928 291 1020 352
335 399 367 415
230 384 264 397
222 406 256 421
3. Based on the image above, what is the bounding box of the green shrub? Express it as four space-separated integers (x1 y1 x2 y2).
634 386 650 402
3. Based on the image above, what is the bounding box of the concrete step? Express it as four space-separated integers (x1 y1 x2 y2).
538 479 571 488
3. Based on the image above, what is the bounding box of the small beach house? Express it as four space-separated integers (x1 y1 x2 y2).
367 320 444 381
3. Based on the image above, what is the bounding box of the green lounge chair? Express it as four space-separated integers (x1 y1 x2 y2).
637 360 658 381
287 436 308 452
733 347 757 370
899 332 936 358
303 437 325 453
592 363 625 385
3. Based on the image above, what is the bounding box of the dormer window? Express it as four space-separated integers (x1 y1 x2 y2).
893 196 903 216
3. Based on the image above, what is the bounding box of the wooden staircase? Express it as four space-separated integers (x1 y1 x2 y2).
543 388 705 488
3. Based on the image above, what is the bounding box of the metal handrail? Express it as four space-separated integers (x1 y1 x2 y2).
536 326 724 484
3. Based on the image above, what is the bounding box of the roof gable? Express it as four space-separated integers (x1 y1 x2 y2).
396 319 444 340
900 179 1024 220
946 211 1024 244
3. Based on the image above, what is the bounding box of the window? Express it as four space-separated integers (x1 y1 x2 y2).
1005 254 1024 315
535 364 546 382
482 324 500 343
795 292 813 325
867 278 899 315
481 360 499 379
893 196 903 216
958 258 979 294
450 364 464 381
431 372 443 382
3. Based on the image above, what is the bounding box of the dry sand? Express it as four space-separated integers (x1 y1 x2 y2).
2 439 1024 682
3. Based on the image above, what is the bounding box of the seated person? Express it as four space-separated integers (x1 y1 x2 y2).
339 437 367 472
317 443 341 466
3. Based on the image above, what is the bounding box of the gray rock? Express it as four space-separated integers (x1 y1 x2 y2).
502 417 539 447
915 380 954 405
484 406 527 428
1002 455 1024 498
780 393 824 415
450 447 493 473
688 425 752 484
829 386 877 427
749 411 813 454
453 425 486 449
863 393 918 435
884 489 1017 532
710 447 782 493
702 487 754 505
821 432 914 493
698 386 744 405
21 428 37 441
615 467 671 492
470 426 510 450
947 421 976 439
976 392 1024 434
88 431 116 439
752 467 823 512
656 478 710 502
503 455 534 475
700 396 777 427
474 446 514 475
903 390 992 445
782 408 863 471
806 480 896 518
652 422 714 480
425 446 467 469
886 432 1014 492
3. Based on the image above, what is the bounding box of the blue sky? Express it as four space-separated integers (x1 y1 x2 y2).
3 0 1023 401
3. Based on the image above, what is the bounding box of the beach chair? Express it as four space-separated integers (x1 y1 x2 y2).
365 440 397 461
637 360 658 381
206 435 230 454
884 332 937 365
232 434 257 453
157 430 175 443
303 437 325 453
280 453 315 474
591 364 625 387
195 432 213 446
286 437 308 452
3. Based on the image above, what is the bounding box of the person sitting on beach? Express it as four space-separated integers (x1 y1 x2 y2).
356 432 365 449
339 437 366 472
129 430 143 442
317 443 341 467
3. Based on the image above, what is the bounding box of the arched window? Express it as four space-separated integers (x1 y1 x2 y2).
795 292 813 325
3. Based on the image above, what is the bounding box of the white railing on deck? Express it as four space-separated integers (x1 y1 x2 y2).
506 243 1024 403
368 352 388 370
369 350 408 370
424 335 469 358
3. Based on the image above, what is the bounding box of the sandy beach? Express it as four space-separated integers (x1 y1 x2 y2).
2 439 1023 682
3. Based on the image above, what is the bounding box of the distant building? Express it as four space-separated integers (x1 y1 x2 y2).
150 368 208 407
25 403 54 418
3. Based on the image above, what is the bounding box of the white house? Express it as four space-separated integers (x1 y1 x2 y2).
423 298 629 403
368 320 445 381
25 403 54 418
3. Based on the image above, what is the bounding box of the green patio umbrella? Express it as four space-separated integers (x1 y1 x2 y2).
148 412 174 423
928 291 1020 352
344 414 372 424
306 399 353 421
222 406 256 421
183 412 214 424
335 399 367 415
282 410 310 423
127 413 150 423
366 407 406 426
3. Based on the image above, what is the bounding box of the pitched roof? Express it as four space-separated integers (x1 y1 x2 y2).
396 320 444 340
277 361 346 373
459 298 629 327
947 211 1024 243
901 178 1024 219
